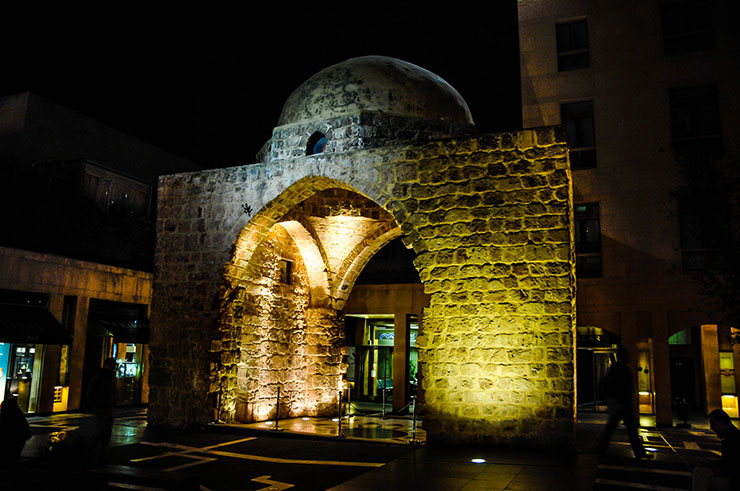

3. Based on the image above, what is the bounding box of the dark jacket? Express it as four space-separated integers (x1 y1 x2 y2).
88 367 116 411
603 361 633 404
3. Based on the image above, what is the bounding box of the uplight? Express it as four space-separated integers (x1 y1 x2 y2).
471 458 486 464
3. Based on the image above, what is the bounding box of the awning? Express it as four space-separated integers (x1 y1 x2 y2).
0 304 73 345
88 316 150 344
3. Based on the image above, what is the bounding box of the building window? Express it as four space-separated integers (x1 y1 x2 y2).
669 84 721 158
82 162 152 215
307 132 327 156
278 259 293 284
556 20 590 71
661 0 714 55
678 199 725 270
561 100 596 169
575 203 602 277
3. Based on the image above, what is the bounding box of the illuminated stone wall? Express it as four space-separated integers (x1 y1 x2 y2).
152 127 576 446
222 224 311 422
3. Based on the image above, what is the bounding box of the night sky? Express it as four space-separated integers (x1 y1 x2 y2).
2 4 521 168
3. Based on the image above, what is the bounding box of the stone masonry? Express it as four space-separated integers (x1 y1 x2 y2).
151 126 576 447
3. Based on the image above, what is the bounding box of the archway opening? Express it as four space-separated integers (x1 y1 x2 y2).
214 183 410 423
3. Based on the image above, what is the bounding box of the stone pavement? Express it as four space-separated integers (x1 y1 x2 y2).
12 407 734 490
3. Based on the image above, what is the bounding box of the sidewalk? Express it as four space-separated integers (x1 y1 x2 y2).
15 407 728 490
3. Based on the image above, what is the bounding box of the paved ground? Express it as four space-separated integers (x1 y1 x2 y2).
8 407 734 490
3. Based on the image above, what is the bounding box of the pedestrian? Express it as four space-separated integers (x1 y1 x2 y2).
692 409 740 491
0 397 32 466
87 357 117 464
596 347 652 459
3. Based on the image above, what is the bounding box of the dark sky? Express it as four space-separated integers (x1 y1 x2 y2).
3 4 521 168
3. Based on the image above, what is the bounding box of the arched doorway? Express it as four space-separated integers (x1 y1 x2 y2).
214 180 404 423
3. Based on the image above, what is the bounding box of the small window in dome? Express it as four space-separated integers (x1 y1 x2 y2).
307 132 327 155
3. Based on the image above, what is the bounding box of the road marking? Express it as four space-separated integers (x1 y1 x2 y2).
252 475 294 490
163 455 218 472
595 478 688 490
598 465 691 476
206 449 385 467
133 438 385 468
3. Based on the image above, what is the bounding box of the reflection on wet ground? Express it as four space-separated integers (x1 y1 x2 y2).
233 413 426 445
23 407 149 459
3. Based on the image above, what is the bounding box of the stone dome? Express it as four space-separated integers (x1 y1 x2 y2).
278 56 474 126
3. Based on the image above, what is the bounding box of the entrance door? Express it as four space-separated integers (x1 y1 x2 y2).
357 346 393 402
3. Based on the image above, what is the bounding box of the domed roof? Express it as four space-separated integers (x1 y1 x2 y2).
278 56 473 126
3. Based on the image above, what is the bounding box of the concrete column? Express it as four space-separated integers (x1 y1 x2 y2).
700 324 721 414
652 312 672 427
621 312 639 418
68 296 90 410
392 312 409 412
37 346 60 413
37 294 65 413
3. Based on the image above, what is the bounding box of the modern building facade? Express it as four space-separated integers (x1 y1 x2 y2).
0 92 202 413
518 0 740 424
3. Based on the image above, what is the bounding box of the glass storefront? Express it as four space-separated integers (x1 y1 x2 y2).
345 315 418 404
2 343 44 413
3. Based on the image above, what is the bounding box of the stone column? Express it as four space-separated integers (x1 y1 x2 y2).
305 307 346 416
392 312 410 412
700 324 721 414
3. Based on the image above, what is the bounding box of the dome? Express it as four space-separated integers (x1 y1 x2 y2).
278 56 473 126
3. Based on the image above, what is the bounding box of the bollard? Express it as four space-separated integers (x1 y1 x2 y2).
346 386 352 419
409 395 422 444
216 380 223 423
337 390 344 438
273 387 281 431
382 386 387 419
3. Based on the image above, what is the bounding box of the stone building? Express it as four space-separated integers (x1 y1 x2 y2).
151 56 578 446
0 92 202 413
519 0 740 423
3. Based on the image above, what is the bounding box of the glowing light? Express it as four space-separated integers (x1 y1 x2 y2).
471 458 486 464
302 417 310 421
264 422 273 426
638 391 651 396
645 447 658 452
332 418 339 422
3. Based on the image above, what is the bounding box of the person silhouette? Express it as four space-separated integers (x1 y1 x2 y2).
692 409 740 490
596 347 651 459
0 397 32 466
87 357 117 464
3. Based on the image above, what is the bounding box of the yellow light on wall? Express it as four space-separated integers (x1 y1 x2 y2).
721 394 738 418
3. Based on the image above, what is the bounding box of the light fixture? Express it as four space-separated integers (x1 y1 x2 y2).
471 458 486 464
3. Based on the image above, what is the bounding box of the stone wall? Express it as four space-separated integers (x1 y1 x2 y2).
152 126 576 446
221 224 311 422
262 111 475 162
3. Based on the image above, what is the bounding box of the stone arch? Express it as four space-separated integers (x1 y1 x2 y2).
332 226 403 308
215 176 406 423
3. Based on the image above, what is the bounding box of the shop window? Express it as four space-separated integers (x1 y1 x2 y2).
669 84 721 158
575 203 602 277
556 20 590 71
661 0 714 55
561 100 596 169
